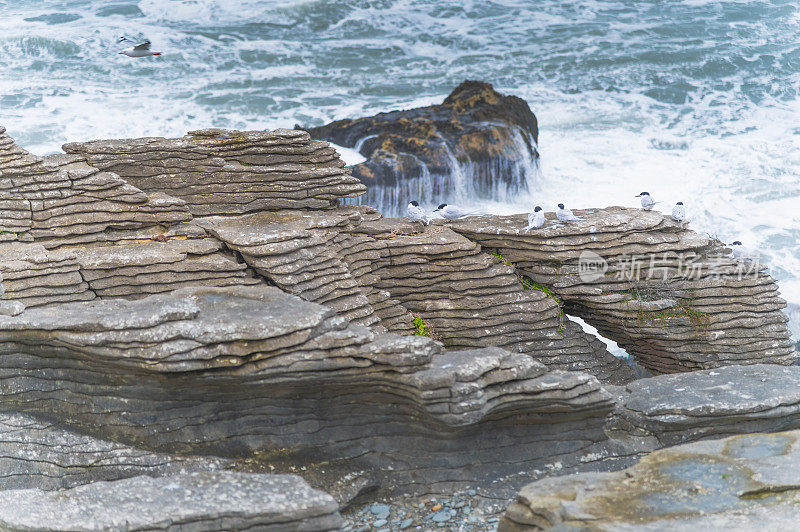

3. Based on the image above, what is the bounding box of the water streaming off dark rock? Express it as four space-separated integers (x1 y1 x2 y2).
308 81 540 217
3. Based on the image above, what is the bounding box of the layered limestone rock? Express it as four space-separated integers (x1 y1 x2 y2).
0 128 191 247
499 429 800 531
0 237 261 307
3 121 798 524
198 208 635 383
307 80 539 216
0 412 228 491
0 472 343 531
0 285 618 502
615 364 800 446
63 128 366 216
449 207 796 374
0 126 265 306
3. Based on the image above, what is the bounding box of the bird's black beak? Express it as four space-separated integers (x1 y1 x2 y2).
635 194 642 197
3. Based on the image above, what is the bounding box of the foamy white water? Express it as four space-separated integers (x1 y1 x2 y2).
1 0 798 339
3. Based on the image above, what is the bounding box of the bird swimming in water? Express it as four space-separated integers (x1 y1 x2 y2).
671 201 685 222
434 203 470 220
525 206 545 230
406 201 428 223
117 37 162 57
556 203 581 222
636 191 659 211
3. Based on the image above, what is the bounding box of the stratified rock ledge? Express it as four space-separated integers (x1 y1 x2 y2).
0 472 343 531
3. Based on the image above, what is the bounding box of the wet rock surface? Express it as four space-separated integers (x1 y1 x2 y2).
307 81 539 216
499 429 800 531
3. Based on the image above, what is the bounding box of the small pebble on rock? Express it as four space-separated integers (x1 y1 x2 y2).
371 503 390 516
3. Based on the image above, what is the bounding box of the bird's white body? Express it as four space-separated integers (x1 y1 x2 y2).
120 47 160 57
406 202 428 223
118 39 161 57
731 242 758 262
437 204 469 220
671 203 685 222
640 195 656 210
556 205 580 222
525 210 545 230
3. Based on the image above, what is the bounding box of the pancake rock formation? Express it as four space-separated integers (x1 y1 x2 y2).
0 285 621 504
63 128 366 216
307 80 540 216
0 120 797 528
449 208 796 374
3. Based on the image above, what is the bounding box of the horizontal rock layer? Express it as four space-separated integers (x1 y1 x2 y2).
63 128 367 216
0 236 261 307
449 208 796 374
500 429 800 531
0 471 343 531
0 128 191 247
0 412 228 492
616 364 800 446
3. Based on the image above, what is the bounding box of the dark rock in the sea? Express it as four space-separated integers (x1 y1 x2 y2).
0 472 343 531
307 81 539 216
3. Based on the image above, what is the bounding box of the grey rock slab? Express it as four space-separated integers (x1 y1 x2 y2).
618 364 800 445
0 411 228 491
0 471 343 531
500 429 800 531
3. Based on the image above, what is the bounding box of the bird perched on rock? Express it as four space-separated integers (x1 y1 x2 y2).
406 201 428 224
117 37 162 57
556 203 581 222
671 201 685 222
525 206 545 230
636 191 659 210
434 203 470 220
730 241 758 261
